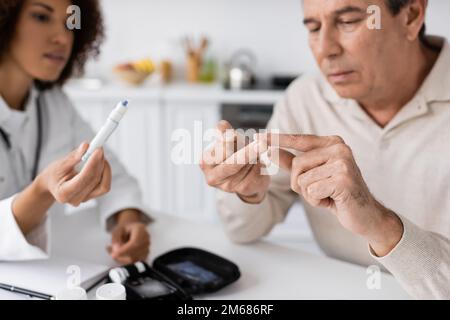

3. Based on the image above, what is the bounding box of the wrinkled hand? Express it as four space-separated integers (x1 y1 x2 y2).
200 120 270 204
258 133 403 256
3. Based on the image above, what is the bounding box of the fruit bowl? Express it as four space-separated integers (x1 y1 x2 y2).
113 66 150 86
113 59 155 86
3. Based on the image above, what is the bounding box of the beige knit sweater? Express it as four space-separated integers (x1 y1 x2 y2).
217 39 450 300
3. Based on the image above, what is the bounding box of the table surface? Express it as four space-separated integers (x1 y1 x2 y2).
1 208 410 300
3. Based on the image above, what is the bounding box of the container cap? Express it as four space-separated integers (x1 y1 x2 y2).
55 287 88 300
96 283 126 300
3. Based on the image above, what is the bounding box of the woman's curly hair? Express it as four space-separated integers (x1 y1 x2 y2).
0 0 105 90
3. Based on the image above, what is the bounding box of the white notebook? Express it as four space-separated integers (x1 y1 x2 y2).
0 255 110 299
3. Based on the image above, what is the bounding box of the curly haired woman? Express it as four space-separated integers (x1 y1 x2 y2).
0 0 151 263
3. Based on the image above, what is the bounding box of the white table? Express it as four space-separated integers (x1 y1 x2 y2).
2 208 410 300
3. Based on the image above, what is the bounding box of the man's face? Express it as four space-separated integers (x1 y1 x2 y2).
303 0 409 101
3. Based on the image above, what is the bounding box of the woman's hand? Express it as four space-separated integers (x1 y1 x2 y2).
12 142 112 235
36 142 111 207
108 209 151 264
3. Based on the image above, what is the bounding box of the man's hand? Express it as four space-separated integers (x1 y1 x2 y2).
108 209 150 264
258 133 404 257
200 120 270 204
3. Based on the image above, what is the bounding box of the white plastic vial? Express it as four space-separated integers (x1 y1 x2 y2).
55 287 88 300
96 283 126 300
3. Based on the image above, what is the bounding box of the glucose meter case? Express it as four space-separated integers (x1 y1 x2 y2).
109 248 240 300
153 247 241 296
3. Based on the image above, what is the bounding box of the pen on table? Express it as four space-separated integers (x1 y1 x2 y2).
85 274 109 293
0 283 54 300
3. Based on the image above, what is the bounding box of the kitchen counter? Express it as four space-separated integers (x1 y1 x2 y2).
65 80 285 105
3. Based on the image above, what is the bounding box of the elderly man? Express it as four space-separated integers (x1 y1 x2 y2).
200 0 450 299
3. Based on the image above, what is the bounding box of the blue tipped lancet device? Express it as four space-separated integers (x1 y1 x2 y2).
80 100 129 166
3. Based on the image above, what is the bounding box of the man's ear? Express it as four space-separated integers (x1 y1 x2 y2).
403 0 427 41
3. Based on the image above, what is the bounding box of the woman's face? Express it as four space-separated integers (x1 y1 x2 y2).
8 0 74 82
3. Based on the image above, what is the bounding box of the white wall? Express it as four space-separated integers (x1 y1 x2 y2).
426 0 450 40
88 0 310 79
86 0 450 79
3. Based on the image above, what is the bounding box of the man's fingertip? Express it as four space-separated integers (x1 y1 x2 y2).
224 130 235 142
217 120 232 132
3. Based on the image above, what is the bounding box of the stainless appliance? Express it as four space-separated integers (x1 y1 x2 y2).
221 75 298 131
223 49 257 90
221 104 274 131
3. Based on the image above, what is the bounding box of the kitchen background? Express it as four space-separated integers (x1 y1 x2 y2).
84 0 309 79
83 0 450 80
67 0 450 253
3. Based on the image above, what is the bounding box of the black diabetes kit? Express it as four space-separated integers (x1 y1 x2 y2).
107 248 241 300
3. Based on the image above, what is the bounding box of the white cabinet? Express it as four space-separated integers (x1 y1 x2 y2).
114 99 165 212
164 101 220 221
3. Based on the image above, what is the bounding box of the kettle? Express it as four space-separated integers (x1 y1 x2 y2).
224 49 257 90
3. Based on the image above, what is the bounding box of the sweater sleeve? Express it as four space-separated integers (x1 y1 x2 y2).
370 214 450 299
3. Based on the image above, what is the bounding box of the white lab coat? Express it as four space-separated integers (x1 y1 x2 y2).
0 86 151 261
